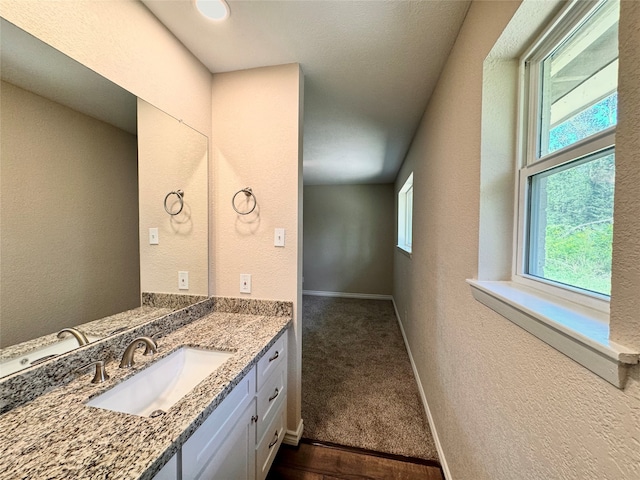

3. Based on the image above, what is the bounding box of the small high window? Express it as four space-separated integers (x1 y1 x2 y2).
398 173 413 254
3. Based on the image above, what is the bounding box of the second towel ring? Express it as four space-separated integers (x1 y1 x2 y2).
164 190 185 215
232 187 257 215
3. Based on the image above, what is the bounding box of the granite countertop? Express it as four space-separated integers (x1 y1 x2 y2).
0 310 290 479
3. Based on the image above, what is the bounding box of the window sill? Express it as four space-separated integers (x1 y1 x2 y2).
467 279 639 388
396 245 412 258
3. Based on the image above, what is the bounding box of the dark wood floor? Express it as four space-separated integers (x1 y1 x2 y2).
267 440 444 480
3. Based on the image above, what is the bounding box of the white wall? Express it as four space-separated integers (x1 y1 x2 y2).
394 0 640 478
0 81 139 347
210 64 304 436
303 184 394 296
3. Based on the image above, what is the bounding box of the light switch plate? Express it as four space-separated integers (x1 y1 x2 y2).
149 228 159 245
178 271 189 290
240 274 251 294
274 228 285 247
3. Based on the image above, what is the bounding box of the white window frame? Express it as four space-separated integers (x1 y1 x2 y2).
397 173 413 254
512 0 616 314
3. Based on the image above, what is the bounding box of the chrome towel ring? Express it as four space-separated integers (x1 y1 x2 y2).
164 190 185 215
232 187 257 215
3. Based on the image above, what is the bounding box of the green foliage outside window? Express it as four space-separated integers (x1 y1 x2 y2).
536 153 614 295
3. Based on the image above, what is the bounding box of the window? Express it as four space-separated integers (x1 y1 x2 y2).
516 0 619 302
469 0 638 388
398 173 413 253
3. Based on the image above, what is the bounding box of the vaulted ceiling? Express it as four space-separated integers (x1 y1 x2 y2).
141 0 471 185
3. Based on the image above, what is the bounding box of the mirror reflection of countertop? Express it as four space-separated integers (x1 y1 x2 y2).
0 306 171 362
0 294 207 380
0 308 291 479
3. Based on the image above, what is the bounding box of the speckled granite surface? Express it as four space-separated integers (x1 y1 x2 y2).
212 296 293 317
0 309 291 479
142 292 208 309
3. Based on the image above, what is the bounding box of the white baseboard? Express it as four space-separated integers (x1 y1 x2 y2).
283 418 304 446
303 290 393 301
392 298 452 480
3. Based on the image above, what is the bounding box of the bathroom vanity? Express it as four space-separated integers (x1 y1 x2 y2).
0 298 291 479
156 331 288 480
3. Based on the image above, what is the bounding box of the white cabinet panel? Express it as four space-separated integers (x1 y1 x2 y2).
257 332 287 390
256 363 286 442
152 453 178 480
191 398 257 480
255 400 286 480
183 369 255 479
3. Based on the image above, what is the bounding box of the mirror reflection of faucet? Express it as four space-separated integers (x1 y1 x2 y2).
57 328 90 347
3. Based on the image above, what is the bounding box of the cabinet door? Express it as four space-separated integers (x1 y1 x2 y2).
152 453 179 480
191 398 257 480
182 370 255 479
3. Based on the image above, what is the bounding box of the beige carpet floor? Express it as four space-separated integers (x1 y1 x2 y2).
301 295 439 461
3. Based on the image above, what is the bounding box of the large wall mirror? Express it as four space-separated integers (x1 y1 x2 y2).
0 19 209 378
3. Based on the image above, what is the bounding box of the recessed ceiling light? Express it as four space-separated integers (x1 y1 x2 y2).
195 0 230 21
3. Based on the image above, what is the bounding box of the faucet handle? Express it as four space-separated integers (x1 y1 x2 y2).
78 360 109 384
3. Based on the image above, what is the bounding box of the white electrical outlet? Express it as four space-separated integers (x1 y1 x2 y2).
178 271 189 290
149 227 159 245
274 228 285 247
240 274 251 294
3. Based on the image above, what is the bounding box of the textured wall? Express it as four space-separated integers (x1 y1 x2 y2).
303 184 394 295
394 1 640 479
0 81 139 347
210 64 303 435
138 99 208 295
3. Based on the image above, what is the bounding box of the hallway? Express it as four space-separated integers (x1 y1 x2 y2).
300 296 437 461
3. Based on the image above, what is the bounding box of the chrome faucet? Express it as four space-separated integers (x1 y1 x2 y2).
120 336 158 368
57 327 90 346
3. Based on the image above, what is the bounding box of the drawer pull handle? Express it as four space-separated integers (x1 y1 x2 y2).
269 351 279 362
268 388 279 402
251 415 258 423
268 431 279 449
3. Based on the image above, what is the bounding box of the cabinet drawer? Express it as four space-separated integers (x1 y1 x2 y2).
257 331 287 390
255 397 286 480
256 365 286 442
183 368 256 478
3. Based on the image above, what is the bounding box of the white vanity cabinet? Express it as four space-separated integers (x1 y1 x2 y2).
255 332 288 480
152 331 288 480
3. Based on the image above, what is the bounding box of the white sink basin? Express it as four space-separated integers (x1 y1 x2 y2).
86 347 233 417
